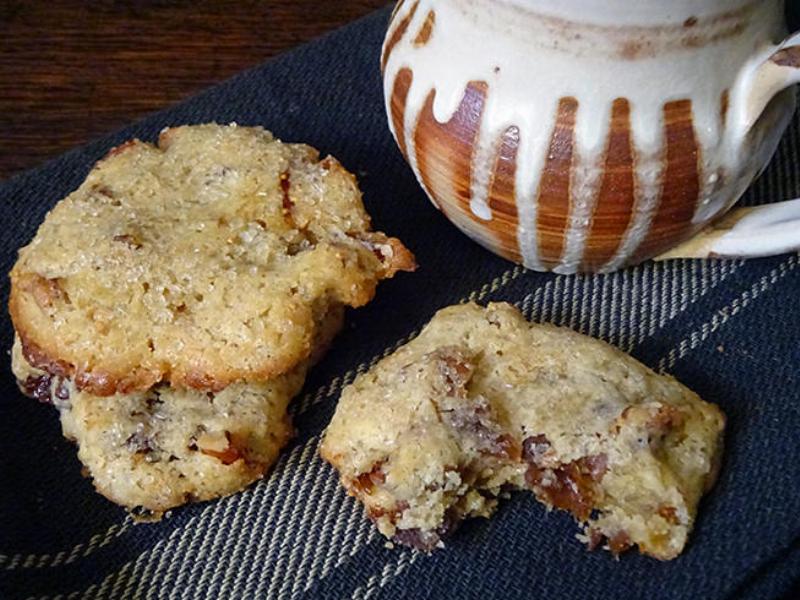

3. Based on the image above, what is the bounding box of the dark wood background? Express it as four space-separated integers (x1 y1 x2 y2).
2 1 799 181
0 1 387 180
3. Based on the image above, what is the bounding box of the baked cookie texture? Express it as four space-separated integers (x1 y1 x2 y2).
9 123 415 396
321 302 725 560
8 124 414 514
13 335 303 512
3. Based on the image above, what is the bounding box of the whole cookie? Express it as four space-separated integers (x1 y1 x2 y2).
321 302 725 559
13 336 303 514
10 124 414 395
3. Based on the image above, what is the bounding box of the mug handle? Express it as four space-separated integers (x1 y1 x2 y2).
658 32 800 261
656 198 800 260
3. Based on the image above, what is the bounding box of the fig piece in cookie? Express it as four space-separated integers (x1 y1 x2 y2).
9 123 415 395
320 302 725 560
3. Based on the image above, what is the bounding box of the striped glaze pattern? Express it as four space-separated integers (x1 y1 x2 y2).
382 0 797 273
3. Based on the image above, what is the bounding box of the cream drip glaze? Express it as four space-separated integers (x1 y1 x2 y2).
383 0 799 272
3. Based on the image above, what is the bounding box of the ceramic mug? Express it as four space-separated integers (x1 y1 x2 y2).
382 0 800 273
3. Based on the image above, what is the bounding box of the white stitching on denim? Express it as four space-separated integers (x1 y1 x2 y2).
276 458 349 598
199 442 314 598
351 549 419 600
467 265 525 302
226 441 319 597
256 440 326 598
286 464 350 596
192 480 262 597
161 495 251 598
1 520 131 571
300 490 361 591
658 255 797 372
92 445 305 599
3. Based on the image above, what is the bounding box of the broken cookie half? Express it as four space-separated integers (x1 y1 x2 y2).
320 302 725 560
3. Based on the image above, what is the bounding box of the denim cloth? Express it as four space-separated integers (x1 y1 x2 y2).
1 7 799 599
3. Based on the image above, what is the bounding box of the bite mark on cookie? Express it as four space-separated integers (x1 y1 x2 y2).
320 302 726 560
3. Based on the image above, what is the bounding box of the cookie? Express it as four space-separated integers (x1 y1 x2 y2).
12 336 303 513
10 124 415 396
320 302 725 559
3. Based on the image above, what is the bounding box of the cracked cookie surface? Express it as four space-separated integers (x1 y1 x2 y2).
9 123 415 395
321 302 725 559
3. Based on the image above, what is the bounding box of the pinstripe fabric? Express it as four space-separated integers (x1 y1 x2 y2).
2 7 800 600
0 521 131 571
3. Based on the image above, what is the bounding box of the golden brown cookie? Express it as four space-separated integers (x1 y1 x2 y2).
321 302 725 559
12 336 303 514
10 124 415 395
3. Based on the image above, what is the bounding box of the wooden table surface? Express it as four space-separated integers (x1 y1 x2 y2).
0 1 388 180
4 2 800 182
